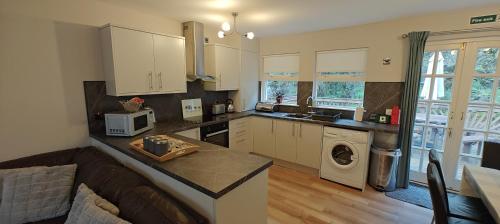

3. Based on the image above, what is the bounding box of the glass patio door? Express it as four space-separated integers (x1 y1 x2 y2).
410 43 465 184
446 40 500 189
409 39 500 190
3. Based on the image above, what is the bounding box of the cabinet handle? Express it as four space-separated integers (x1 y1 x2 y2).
158 72 163 89
148 72 153 90
219 73 222 89
271 120 274 133
299 123 302 138
236 139 246 144
292 123 295 137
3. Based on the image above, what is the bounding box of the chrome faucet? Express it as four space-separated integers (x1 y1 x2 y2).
306 96 314 114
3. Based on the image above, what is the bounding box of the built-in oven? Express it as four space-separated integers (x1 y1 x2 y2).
200 122 229 148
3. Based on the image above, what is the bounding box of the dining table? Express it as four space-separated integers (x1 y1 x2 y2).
460 165 500 224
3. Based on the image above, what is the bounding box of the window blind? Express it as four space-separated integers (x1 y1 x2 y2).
263 54 299 80
316 48 368 79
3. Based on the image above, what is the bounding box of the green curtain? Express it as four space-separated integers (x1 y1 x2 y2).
397 31 430 188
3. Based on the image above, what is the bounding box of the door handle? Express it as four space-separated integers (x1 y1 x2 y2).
148 72 153 90
299 123 302 138
158 72 163 89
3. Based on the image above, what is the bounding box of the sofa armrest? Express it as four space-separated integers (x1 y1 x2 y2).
0 148 79 169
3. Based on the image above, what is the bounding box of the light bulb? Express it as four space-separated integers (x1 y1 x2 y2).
245 32 255 40
221 22 231 32
217 31 225 39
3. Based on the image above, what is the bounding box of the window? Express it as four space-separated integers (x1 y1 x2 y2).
314 48 368 110
262 54 299 105
316 81 365 108
262 80 298 104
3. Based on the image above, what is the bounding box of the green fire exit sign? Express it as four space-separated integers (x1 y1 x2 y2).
470 15 498 24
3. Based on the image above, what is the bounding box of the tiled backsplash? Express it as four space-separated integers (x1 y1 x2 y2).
83 80 228 133
261 81 403 120
84 80 403 132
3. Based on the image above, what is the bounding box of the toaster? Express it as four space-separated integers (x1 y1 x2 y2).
255 102 278 112
212 103 226 115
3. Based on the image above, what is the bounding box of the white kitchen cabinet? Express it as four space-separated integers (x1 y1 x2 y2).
229 117 253 152
204 44 240 91
229 50 259 112
275 120 297 162
175 128 200 140
252 117 275 157
152 34 187 93
101 25 186 96
296 123 323 169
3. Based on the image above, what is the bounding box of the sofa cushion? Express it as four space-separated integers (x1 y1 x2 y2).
71 147 145 203
72 155 148 205
65 183 130 224
118 186 207 224
0 164 77 224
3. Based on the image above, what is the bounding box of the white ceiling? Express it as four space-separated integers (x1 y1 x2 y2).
102 0 498 37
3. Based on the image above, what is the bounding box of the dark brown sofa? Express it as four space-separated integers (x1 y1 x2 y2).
0 146 208 224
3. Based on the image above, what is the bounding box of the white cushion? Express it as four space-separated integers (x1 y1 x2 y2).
0 164 77 224
65 183 130 224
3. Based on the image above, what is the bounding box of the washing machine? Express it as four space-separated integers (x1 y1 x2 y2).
320 127 373 191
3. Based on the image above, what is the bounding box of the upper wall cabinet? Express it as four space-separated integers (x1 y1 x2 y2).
204 44 240 91
100 25 187 96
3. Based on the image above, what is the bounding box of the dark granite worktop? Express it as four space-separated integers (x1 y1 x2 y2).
89 110 397 198
137 110 399 134
91 131 273 199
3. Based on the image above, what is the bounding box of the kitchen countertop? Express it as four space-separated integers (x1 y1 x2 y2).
140 110 399 134
91 131 273 199
89 110 397 198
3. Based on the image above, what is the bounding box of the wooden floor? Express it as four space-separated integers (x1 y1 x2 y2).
267 165 433 224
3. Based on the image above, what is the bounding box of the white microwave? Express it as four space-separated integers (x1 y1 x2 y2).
105 109 155 136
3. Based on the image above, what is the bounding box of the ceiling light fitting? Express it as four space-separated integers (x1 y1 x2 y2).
218 12 254 40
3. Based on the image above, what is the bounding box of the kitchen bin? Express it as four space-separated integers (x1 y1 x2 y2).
368 146 401 192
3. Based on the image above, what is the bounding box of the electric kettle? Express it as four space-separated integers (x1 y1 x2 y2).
226 99 235 113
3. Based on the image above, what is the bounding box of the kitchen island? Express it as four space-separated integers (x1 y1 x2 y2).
90 131 272 224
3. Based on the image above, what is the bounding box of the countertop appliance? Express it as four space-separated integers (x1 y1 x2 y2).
255 102 277 112
200 121 229 148
320 127 373 191
105 109 155 136
212 103 226 115
226 99 235 113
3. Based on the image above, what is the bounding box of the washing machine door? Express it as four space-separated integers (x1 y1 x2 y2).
328 141 359 170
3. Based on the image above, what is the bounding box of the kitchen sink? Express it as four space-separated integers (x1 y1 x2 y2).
310 113 342 122
285 113 312 119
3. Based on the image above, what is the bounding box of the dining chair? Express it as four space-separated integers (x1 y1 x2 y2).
428 149 494 224
482 141 500 170
427 163 482 224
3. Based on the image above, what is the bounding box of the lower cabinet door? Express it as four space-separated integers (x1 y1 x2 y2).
252 117 275 157
275 120 297 162
296 123 323 169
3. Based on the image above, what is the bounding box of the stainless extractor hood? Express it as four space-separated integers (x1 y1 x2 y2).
182 21 214 82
